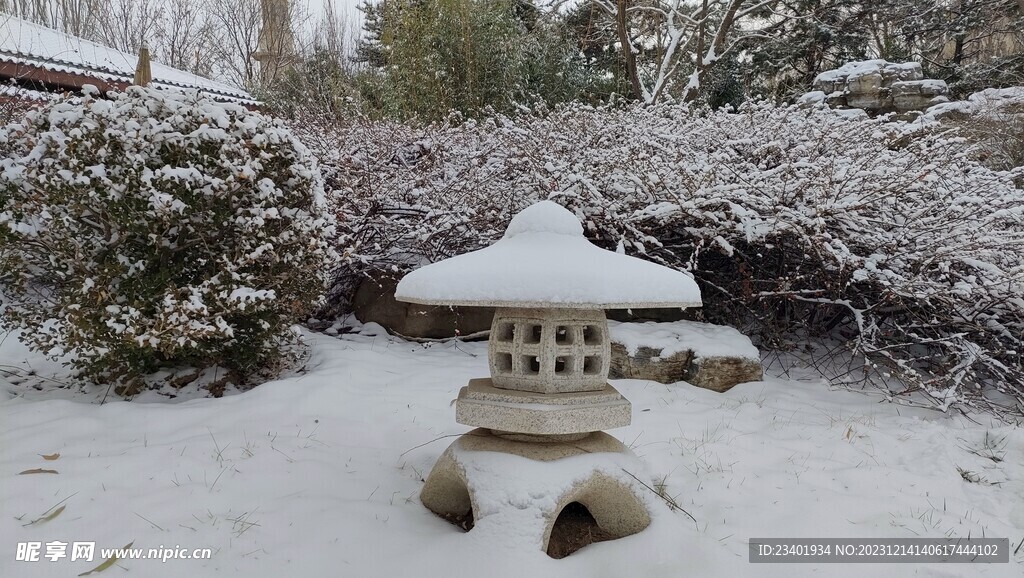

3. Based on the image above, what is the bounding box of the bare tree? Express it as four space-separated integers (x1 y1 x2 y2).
157 0 216 76
1 0 300 91
57 0 102 37
206 0 262 87
202 0 314 89
593 0 786 104
252 0 301 85
1 0 102 37
0 0 49 24
93 0 163 54
317 0 359 62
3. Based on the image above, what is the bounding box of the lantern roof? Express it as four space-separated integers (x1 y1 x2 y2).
395 201 702 309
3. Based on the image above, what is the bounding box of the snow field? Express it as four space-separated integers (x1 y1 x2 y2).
0 327 1021 577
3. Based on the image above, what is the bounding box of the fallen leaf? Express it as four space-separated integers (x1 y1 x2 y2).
23 505 65 526
18 468 58 475
78 542 133 576
40 453 60 460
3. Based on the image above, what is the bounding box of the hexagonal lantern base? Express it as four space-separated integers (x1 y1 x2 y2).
454 378 631 436
420 429 652 554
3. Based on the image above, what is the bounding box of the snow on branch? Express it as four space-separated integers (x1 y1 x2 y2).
296 100 1024 415
595 0 786 104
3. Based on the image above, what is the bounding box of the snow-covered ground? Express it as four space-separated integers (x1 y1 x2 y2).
1 325 1021 577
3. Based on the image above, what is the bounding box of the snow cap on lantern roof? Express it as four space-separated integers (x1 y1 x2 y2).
395 201 702 309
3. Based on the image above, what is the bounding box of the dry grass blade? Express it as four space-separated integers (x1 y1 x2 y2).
620 468 697 524
18 468 58 475
78 541 133 576
22 504 65 526
20 492 77 527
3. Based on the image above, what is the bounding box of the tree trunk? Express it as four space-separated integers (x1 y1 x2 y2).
616 0 642 100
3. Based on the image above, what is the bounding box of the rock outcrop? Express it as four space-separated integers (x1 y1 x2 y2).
803 60 949 116
891 80 951 113
608 320 762 392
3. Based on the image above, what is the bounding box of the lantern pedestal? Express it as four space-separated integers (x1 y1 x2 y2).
454 378 631 436
420 429 652 552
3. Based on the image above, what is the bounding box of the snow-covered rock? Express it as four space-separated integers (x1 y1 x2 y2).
796 90 826 105
891 79 950 112
832 108 869 120
920 86 1024 122
608 321 762 392
806 59 946 115
813 60 922 96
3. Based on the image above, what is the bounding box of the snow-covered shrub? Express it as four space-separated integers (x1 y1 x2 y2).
299 101 1023 414
0 86 49 126
921 87 1024 175
0 86 335 393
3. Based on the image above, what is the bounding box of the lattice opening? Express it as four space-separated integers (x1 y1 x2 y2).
523 355 541 374
554 356 569 374
494 352 513 373
495 323 515 342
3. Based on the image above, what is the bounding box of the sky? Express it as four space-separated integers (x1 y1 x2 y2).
304 0 363 22
301 0 365 45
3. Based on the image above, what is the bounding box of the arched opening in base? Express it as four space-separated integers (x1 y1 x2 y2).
546 502 615 559
435 507 474 532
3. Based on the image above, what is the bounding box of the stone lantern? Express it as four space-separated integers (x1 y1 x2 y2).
396 201 701 554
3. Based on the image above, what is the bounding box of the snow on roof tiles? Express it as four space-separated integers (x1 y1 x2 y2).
0 15 257 105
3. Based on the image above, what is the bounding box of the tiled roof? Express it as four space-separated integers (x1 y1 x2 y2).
0 15 257 105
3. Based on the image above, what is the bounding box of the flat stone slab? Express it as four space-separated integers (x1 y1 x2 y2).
455 378 631 435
